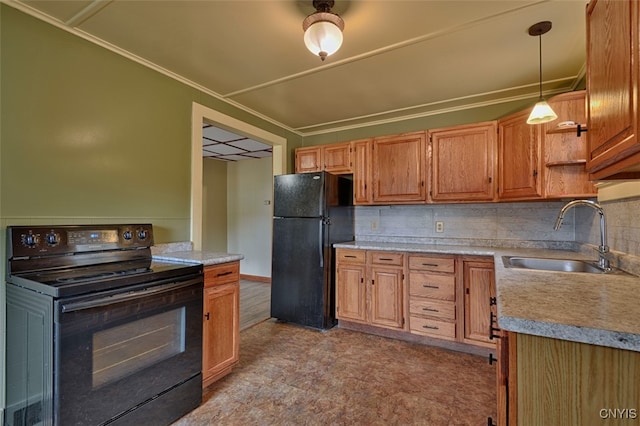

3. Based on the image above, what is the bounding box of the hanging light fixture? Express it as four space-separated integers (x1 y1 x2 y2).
302 0 344 61
526 21 558 125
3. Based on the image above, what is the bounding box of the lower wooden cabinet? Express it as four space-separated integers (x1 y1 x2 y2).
202 261 240 388
462 257 496 346
337 248 496 350
335 249 405 331
408 254 457 340
495 331 640 426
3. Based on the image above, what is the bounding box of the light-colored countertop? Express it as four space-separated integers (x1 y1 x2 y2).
152 242 244 266
153 250 244 266
335 241 640 352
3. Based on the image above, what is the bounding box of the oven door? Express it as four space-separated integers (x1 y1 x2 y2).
54 275 203 426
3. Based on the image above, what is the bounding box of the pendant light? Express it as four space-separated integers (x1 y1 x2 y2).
302 0 344 61
526 21 558 125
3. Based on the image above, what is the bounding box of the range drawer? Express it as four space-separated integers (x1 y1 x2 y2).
410 316 456 339
369 251 404 266
409 273 455 300
204 262 239 287
408 255 455 273
409 299 456 321
336 248 366 263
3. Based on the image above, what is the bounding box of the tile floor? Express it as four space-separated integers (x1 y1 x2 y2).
173 320 497 425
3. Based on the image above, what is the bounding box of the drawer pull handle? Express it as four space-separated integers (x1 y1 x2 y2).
422 325 439 330
216 271 233 277
422 263 439 267
422 307 439 312
379 257 394 261
423 284 439 289
344 255 357 258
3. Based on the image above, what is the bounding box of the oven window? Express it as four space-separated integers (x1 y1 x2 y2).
92 307 186 388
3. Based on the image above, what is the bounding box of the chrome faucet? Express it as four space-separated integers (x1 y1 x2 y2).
553 199 610 271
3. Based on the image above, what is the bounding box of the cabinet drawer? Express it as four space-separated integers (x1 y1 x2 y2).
409 273 455 300
410 316 456 339
204 262 240 287
369 251 404 266
409 299 456 321
408 255 455 273
336 248 366 264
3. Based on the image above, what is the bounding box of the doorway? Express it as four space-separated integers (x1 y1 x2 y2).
190 102 287 251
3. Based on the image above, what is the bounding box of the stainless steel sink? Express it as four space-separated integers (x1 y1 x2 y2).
502 256 607 274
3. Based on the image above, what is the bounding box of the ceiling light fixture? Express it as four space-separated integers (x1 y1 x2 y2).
302 0 344 61
526 21 558 125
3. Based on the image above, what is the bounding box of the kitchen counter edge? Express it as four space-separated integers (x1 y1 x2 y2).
334 241 640 352
153 250 244 266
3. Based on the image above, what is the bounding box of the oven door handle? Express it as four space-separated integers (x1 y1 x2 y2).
61 278 201 313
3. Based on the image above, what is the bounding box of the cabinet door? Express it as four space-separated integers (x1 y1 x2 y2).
336 263 367 323
203 282 240 384
463 259 495 346
369 266 404 330
295 146 322 173
352 139 372 205
430 122 496 202
497 111 543 200
323 142 352 174
372 132 427 204
586 0 640 179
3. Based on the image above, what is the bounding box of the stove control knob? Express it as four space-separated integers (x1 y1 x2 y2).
137 229 148 240
23 234 38 248
45 232 59 246
123 230 133 240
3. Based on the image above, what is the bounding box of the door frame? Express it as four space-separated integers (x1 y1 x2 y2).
191 102 287 250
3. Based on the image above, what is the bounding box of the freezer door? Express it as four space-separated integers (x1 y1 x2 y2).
273 172 327 218
271 217 335 329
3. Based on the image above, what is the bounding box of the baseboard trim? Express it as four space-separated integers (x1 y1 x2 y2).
240 274 271 283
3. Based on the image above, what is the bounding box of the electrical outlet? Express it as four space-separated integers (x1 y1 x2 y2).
435 221 444 233
371 220 379 231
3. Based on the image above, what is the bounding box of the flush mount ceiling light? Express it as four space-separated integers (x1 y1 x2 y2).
526 21 558 125
302 0 344 61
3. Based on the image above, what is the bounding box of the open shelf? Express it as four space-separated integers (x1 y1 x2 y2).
546 124 587 135
546 159 587 167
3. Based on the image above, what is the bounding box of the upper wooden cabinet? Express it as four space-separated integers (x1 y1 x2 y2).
497 110 543 200
543 91 597 198
295 142 352 174
352 139 373 205
371 132 427 204
429 122 497 203
586 0 640 179
295 146 322 173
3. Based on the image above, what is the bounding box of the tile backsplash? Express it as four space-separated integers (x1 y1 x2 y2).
354 197 640 265
355 201 576 248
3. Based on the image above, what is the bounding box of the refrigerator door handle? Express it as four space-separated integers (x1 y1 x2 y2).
319 221 324 268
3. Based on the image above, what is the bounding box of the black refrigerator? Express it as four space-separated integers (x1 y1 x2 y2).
271 171 354 330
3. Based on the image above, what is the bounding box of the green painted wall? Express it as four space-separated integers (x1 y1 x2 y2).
202 158 228 252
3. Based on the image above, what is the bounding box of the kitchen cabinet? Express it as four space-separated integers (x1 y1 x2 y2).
496 331 640 426
429 122 497 202
352 138 373 204
335 248 405 331
586 0 640 180
408 254 457 340
543 91 597 198
202 261 240 388
462 257 495 347
295 142 352 174
497 110 543 200
335 248 367 323
371 132 427 204
295 146 322 173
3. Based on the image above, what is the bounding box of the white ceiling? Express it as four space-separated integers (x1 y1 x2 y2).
202 124 272 162
11 0 587 139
